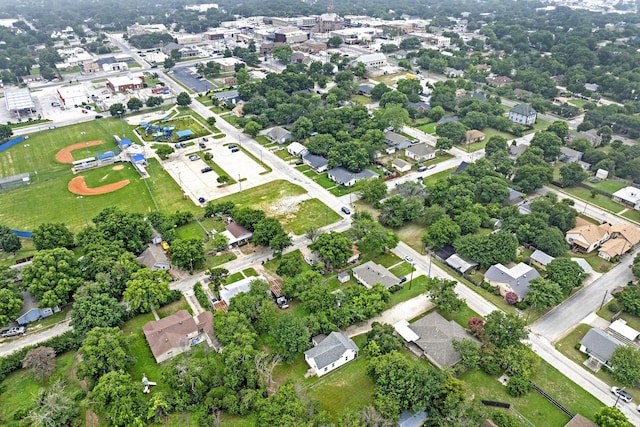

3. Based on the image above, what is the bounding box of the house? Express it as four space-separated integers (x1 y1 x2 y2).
598 238 632 261
327 167 378 186
222 222 253 247
597 224 640 260
452 161 470 175
508 103 537 126
219 275 267 306
353 261 400 289
303 153 328 173
266 126 293 144
106 75 145 92
384 130 412 149
445 253 478 274
610 223 640 248
530 249 555 269
405 143 435 162
484 262 541 301
579 328 623 371
142 310 214 363
407 101 430 113
443 67 464 78
394 312 479 367
612 187 640 210
337 271 350 283
559 147 584 163
504 188 525 206
16 307 59 326
565 223 611 253
213 57 244 72
486 76 513 87
357 52 387 69
348 246 361 264
564 415 598 427
392 158 411 173
566 130 602 147
213 90 241 104
287 141 308 157
398 411 429 427
465 129 485 144
358 84 373 96
608 319 640 342
304 332 358 377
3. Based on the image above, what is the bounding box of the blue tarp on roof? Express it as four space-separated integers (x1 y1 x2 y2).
98 151 115 159
131 153 146 163
119 138 132 147
176 130 194 139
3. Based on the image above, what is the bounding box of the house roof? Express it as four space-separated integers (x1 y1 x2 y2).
466 129 485 140
598 238 630 258
407 311 478 367
530 249 555 266
567 130 601 145
303 152 328 169
566 223 610 248
564 414 598 427
437 115 459 124
452 161 469 175
393 319 420 342
608 319 640 341
560 146 583 159
406 143 434 157
407 101 430 111
304 331 358 370
484 262 540 299
385 130 410 146
510 103 537 116
214 90 239 100
267 126 292 141
579 328 623 364
571 257 593 274
397 410 428 427
392 158 411 169
142 310 212 361
612 187 640 206
610 223 640 245
287 141 307 155
219 275 266 305
506 187 525 203
358 52 387 64
328 167 378 185
353 260 400 289
445 254 478 273
358 84 373 94
225 222 252 239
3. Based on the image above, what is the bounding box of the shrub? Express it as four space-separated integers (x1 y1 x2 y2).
505 292 518 305
506 375 532 397
491 411 523 427
193 282 209 308
608 301 621 313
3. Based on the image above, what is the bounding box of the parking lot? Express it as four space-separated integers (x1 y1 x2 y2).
171 66 217 94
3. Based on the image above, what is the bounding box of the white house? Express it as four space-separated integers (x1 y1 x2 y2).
327 167 378 186
287 141 308 157
391 158 411 173
353 261 400 289
612 186 640 210
356 52 387 69
304 332 358 377
508 103 537 126
405 143 435 162
303 153 329 173
222 222 253 247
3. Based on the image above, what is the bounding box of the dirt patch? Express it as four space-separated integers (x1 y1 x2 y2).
55 141 104 163
268 195 308 216
68 176 130 196
85 409 99 427
112 165 124 170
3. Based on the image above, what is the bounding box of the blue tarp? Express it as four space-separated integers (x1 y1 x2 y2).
0 136 24 153
176 130 194 139
10 229 32 238
119 138 132 147
131 153 145 163
98 151 115 160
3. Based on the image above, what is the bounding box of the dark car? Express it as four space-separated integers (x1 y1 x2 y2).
199 142 206 149
94 115 103 119
201 166 213 173
231 148 240 153
202 137 209 142
228 144 237 149
417 165 427 172
341 206 351 215
198 197 206 203
399 276 407 284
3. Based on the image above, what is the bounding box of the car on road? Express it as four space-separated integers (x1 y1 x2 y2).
341 206 351 215
399 276 407 284
1 326 25 338
94 115 103 119
404 256 415 265
188 154 200 161
201 166 213 173
199 142 206 149
417 165 427 172
202 137 209 142
611 387 632 403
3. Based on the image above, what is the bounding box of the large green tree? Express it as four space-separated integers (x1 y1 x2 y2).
92 207 152 254
32 223 75 250
70 292 126 338
355 178 387 204
89 371 144 425
78 327 132 384
526 278 564 312
483 311 528 349
123 269 172 314
0 267 21 326
26 379 78 427
170 238 205 272
560 163 588 187
594 406 633 427
423 216 461 250
425 278 464 313
176 91 191 106
22 247 84 307
269 315 311 362
310 231 353 268
611 345 640 387
546 258 585 293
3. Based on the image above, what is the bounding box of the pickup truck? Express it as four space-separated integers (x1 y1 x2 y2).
1 326 25 338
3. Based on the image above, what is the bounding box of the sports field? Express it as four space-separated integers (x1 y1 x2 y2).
0 120 200 232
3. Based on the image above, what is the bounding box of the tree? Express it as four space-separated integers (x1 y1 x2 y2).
89 371 144 425
22 247 84 307
127 97 143 111
272 45 293 64
253 217 291 253
611 345 640 386
328 140 370 172
170 238 205 272
435 137 453 152
26 379 78 427
0 268 21 326
365 322 404 356
530 131 563 161
92 207 152 254
513 164 553 192
477 176 510 204
0 123 14 141
594 406 633 427
155 144 174 159
291 116 313 140
547 120 569 139
206 116 217 127
526 278 564 312
32 223 74 250
533 227 569 258
0 231 20 254
207 267 228 294
146 96 164 108
371 83 392 101
351 216 399 254
633 253 640 280
436 121 467 144
310 231 353 268
78 327 132 384
546 258 585 293
244 120 262 137
428 106 446 122
123 268 172 314
483 311 528 349
22 346 56 381
276 252 304 277
328 35 343 48
560 163 588 187
163 57 175 69
109 103 126 117
379 196 424 228
269 315 311 362
70 292 126 337
425 278 464 313
452 339 481 370
355 178 387 204
423 217 461 250
176 91 191 106
484 135 509 158
506 375 532 397
211 232 229 250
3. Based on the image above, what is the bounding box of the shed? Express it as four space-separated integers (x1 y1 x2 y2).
176 129 194 140
608 319 640 341
445 254 478 274
337 271 350 283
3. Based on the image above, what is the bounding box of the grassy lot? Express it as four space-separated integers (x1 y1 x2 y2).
622 209 640 224
329 185 358 197
242 267 258 277
277 198 341 234
350 95 371 105
205 251 237 269
421 152 454 167
482 128 517 141
556 323 640 403
423 167 456 187
390 262 415 277
388 275 429 307
0 237 36 268
209 180 306 211
587 179 627 194
220 113 238 127
416 122 437 135
367 251 402 268
313 173 336 189
439 304 480 328
561 186 625 213
597 301 640 331
255 135 270 145
462 140 487 153
226 271 244 284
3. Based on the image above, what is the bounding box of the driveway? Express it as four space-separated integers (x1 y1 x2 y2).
0 320 72 357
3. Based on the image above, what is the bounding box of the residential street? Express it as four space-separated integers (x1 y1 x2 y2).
0 320 71 357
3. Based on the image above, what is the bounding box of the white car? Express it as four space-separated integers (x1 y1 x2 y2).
404 256 415 265
188 154 200 161
611 386 632 403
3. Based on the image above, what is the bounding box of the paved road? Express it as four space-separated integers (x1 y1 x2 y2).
0 320 71 357
531 253 636 342
542 187 630 225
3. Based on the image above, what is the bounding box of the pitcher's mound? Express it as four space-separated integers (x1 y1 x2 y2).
112 165 125 171
68 176 129 195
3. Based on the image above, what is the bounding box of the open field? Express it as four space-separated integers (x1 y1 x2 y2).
211 180 306 211
586 179 626 194
561 186 625 213
276 198 341 235
622 209 640 224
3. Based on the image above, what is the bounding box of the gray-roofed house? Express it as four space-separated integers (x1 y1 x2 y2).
445 254 478 274
392 158 411 173
567 130 603 147
443 67 465 78
394 312 479 367
213 90 241 104
405 143 435 162
287 141 308 157
437 115 459 125
353 261 400 289
484 262 540 301
327 167 378 186
266 126 293 144
509 144 527 160
505 187 525 205
219 275 267 306
530 249 555 270
579 328 623 371
508 103 537 126
303 152 328 173
398 410 428 427
385 130 412 149
560 146 584 163
407 101 430 113
16 307 60 326
358 84 373 96
304 331 359 376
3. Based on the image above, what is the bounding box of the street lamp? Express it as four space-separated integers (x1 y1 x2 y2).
77 196 88 226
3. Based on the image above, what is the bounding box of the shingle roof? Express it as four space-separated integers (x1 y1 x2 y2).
142 310 213 361
304 332 358 370
579 328 622 364
328 167 378 185
566 223 611 248
530 249 555 266
406 143 434 157
484 262 540 299
610 223 640 246
510 103 536 116
353 260 400 289
385 130 410 146
303 152 328 169
267 126 292 141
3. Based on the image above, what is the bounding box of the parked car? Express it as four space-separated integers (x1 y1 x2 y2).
228 144 237 149
611 387 632 403
231 148 240 153
174 143 181 149
180 142 187 148
404 256 415 265
341 206 351 215
399 276 407 284
201 166 213 173
417 165 427 172
202 137 209 142
304 256 313 265
199 142 206 149
0 326 25 338
188 154 200 161
198 197 206 203
94 115 103 119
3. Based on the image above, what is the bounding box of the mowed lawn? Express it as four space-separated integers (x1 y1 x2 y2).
0 158 198 232
277 198 342 234
562 186 625 212
211 180 306 211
